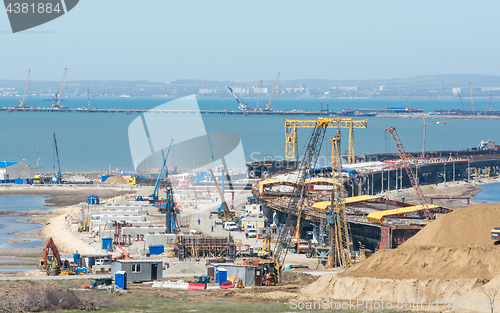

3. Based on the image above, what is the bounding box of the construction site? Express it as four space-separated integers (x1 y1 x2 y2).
1 111 500 312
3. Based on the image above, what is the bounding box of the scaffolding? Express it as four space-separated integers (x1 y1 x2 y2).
177 235 236 260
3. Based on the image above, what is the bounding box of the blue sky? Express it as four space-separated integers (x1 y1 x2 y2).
0 0 499 82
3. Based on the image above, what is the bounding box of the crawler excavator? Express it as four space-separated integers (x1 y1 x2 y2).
39 237 76 276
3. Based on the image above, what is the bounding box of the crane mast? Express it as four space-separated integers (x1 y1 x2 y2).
19 69 30 108
266 71 280 111
385 127 432 220
55 68 67 108
329 130 351 268
150 140 173 200
53 133 62 184
272 119 329 282
469 82 475 113
256 80 262 111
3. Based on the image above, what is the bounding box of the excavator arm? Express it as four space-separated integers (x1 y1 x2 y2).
42 237 62 270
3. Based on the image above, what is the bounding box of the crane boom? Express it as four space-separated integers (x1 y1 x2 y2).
42 237 62 270
151 140 174 200
484 97 492 115
266 71 280 111
256 80 262 111
273 119 329 281
227 87 248 111
385 127 432 220
469 82 475 113
208 168 234 220
53 133 62 184
56 68 67 107
19 69 30 107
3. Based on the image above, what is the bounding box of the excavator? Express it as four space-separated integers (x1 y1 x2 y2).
39 238 76 276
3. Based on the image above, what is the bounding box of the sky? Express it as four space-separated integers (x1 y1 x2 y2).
0 0 499 82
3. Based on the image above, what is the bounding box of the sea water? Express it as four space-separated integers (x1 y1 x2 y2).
472 183 500 203
0 97 498 172
0 196 49 248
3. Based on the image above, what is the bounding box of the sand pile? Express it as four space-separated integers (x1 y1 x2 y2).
340 203 500 280
279 271 318 285
104 175 128 184
165 262 205 275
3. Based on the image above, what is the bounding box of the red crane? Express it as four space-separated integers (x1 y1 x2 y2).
385 127 432 221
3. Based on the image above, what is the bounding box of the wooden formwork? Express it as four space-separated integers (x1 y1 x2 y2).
177 236 236 259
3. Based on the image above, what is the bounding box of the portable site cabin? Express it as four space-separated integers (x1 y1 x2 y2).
111 259 162 282
205 263 261 286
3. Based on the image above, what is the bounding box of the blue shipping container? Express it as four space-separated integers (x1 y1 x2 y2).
102 238 113 250
115 271 127 290
149 245 164 255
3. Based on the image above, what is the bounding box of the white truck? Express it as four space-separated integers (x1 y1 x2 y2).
223 221 238 231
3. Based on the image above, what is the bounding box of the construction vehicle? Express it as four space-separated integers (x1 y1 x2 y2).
492 227 500 244
114 245 131 260
51 133 63 184
33 174 42 184
129 176 137 185
478 139 496 150
78 217 90 232
264 71 280 111
227 87 249 111
40 237 75 275
208 167 235 221
254 233 272 258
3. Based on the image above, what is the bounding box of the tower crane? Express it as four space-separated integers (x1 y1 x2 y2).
469 82 475 113
264 71 280 111
53 68 67 108
385 127 432 221
18 69 30 108
256 80 262 111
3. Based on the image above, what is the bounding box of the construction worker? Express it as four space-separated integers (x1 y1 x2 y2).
197 218 200 225
211 225 214 232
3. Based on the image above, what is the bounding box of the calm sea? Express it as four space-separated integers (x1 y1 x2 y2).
0 196 48 248
0 97 498 172
472 183 500 203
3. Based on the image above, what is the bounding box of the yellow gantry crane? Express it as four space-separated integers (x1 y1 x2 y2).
328 130 352 268
284 118 367 163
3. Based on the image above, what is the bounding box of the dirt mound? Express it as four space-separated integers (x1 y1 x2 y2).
104 175 128 184
165 262 204 275
300 274 481 304
279 271 318 285
341 203 500 280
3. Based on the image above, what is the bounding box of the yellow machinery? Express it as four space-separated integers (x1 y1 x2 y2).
284 118 367 163
79 217 90 232
208 168 234 221
491 227 500 243
129 176 136 185
255 233 272 258
33 174 42 184
328 130 352 268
